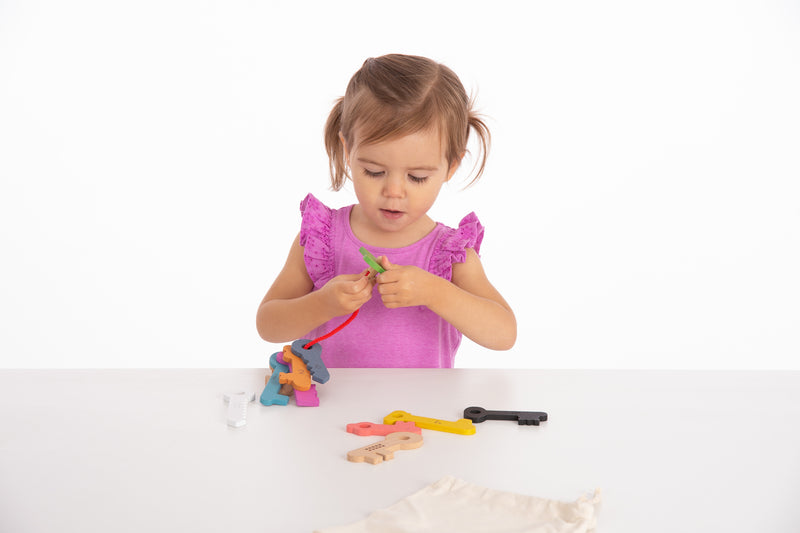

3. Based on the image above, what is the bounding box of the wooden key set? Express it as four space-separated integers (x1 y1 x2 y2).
344 408 548 465
260 339 329 407
256 334 547 466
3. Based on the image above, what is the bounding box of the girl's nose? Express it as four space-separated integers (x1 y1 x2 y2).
382 173 405 198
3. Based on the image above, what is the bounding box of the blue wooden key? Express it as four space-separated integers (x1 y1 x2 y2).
290 339 330 384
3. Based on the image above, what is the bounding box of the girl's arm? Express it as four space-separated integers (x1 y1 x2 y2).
376 250 517 350
256 233 374 343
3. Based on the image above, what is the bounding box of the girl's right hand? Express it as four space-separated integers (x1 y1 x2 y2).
320 270 374 316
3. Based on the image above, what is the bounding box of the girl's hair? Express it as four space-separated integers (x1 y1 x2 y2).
324 54 490 191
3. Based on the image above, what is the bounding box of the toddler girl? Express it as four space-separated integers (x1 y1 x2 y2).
256 54 515 367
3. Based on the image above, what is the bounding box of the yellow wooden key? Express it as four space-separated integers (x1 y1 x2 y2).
384 410 476 435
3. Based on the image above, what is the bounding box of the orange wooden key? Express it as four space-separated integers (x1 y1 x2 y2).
278 345 312 392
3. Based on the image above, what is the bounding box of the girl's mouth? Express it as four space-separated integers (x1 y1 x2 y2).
380 209 404 220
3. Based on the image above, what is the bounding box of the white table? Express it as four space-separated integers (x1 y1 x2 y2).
1 369 798 532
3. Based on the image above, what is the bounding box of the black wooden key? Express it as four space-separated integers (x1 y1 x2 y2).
463 406 548 426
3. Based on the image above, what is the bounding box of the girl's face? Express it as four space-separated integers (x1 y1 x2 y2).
343 127 461 247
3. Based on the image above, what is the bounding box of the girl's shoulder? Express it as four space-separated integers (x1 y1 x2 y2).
430 212 485 281
298 193 341 288
299 192 333 232
298 192 354 242
299 193 333 243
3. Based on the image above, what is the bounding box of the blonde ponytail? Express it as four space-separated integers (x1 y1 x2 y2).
324 97 348 190
464 111 491 187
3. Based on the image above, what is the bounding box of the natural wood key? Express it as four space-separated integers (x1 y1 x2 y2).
346 432 424 465
463 406 548 426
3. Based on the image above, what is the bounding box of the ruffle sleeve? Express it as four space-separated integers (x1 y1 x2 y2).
429 212 485 281
299 193 334 289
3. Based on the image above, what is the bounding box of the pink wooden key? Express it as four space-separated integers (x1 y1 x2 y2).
294 384 319 407
346 421 421 436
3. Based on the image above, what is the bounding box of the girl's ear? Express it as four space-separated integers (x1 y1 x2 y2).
446 151 466 182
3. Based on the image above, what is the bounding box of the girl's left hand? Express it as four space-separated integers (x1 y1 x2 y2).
375 256 436 309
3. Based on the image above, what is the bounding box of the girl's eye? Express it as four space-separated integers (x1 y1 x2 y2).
362 168 427 183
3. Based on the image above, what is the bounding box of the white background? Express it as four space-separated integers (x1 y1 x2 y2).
1 0 798 369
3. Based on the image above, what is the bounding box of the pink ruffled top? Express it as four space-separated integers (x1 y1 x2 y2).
298 193 484 368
